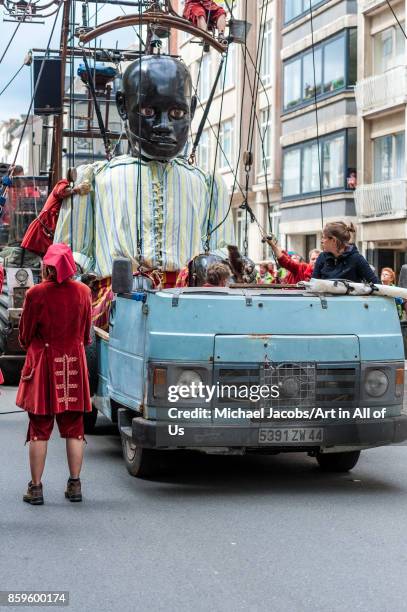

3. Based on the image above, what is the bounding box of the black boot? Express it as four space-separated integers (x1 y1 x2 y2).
65 478 82 502
23 481 44 505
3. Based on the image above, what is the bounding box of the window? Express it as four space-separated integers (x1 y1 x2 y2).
323 36 345 93
283 149 301 197
218 119 234 170
284 0 328 25
198 129 210 172
259 108 272 172
198 54 211 101
301 141 320 193
373 132 405 182
284 57 301 109
302 48 322 101
373 24 405 74
283 30 356 111
260 19 272 86
322 135 344 189
282 129 356 198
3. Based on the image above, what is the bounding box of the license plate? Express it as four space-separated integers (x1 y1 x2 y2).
258 427 324 444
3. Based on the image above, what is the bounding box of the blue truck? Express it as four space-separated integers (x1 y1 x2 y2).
91 258 407 477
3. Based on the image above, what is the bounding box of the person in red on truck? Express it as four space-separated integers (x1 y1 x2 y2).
16 243 92 505
265 236 321 284
183 0 227 42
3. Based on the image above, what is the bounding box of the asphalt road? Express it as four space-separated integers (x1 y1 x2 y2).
1 386 407 612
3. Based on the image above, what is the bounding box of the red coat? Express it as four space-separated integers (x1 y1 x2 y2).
278 252 313 284
21 180 69 256
0 265 3 385
16 279 92 415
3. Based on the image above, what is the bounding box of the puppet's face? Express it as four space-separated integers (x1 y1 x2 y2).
116 56 196 161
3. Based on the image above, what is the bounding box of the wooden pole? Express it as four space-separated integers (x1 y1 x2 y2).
50 0 71 185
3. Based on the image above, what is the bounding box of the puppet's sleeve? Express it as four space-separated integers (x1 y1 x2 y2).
205 173 235 250
53 164 95 273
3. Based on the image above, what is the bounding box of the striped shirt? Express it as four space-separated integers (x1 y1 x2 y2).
54 155 235 277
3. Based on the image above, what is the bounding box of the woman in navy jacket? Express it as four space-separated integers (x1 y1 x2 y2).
313 222 379 284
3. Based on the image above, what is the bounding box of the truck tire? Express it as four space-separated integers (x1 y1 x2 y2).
0 360 22 385
83 405 98 434
85 327 98 397
120 432 159 478
316 450 360 472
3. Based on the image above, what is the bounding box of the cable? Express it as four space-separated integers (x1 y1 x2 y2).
208 0 248 239
385 0 407 38
0 0 36 64
204 41 230 252
309 0 324 228
0 63 25 98
0 20 22 65
0 410 25 415
7 2 63 176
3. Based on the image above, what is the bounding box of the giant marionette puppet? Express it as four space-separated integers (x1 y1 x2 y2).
26 54 235 327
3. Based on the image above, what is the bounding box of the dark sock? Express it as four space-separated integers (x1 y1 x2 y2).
68 477 80 482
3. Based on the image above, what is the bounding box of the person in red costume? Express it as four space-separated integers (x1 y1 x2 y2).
183 0 227 41
16 243 92 505
21 179 91 257
266 237 321 284
0 264 3 385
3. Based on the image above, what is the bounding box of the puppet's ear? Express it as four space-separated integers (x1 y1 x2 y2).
190 95 197 119
116 90 128 121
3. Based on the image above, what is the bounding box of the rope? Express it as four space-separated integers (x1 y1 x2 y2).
81 51 112 159
309 0 324 228
0 63 25 98
207 0 248 239
5 2 62 178
204 43 230 252
385 0 407 38
189 53 225 164
189 81 244 197
136 0 143 265
239 0 268 254
0 20 22 65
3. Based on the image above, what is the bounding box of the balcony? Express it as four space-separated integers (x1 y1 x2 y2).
355 179 407 220
355 66 407 115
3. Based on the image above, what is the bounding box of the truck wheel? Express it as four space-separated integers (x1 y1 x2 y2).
0 360 22 385
85 327 98 397
121 432 159 478
83 405 98 434
316 450 360 472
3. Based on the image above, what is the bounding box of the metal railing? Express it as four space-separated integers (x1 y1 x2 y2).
355 66 407 114
355 179 407 218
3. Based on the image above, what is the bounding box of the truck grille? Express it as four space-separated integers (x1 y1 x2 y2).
215 363 358 413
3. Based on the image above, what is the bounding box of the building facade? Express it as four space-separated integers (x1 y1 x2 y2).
280 0 358 257
355 0 407 273
174 0 282 263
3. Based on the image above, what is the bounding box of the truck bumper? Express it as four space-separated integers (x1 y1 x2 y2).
120 412 407 452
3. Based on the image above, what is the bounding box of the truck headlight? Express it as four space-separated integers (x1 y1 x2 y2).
364 370 389 398
176 370 203 398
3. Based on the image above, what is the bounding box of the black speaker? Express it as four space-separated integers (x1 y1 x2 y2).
33 56 63 115
112 257 133 294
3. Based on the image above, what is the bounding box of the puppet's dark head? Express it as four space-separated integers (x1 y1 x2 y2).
188 247 257 286
116 55 196 161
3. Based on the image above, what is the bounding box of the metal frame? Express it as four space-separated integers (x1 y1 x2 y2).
78 11 227 54
283 0 329 27
282 28 356 114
